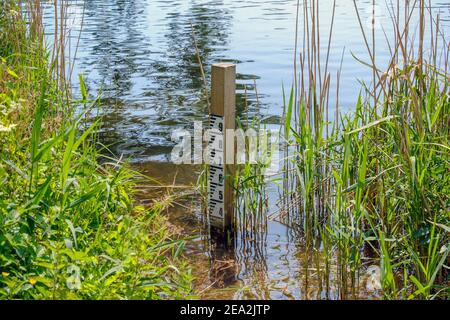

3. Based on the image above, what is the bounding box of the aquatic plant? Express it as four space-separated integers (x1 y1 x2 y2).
281 0 450 299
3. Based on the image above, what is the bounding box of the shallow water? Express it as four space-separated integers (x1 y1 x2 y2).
133 161 382 299
43 0 449 299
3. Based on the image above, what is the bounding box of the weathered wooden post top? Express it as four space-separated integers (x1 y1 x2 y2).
208 63 236 237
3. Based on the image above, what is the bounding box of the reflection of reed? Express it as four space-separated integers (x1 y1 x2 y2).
235 236 270 299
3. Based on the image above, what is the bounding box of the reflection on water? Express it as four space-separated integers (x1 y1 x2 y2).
43 0 449 299
44 0 450 162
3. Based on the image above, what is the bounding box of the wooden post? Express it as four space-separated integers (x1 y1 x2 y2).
208 63 236 238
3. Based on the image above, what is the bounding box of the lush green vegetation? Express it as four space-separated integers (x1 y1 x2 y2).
0 1 191 299
231 0 449 299
283 0 449 299
1 0 448 301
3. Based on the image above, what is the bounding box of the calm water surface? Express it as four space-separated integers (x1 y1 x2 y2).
43 0 449 299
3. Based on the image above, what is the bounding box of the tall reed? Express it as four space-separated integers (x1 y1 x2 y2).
280 0 449 299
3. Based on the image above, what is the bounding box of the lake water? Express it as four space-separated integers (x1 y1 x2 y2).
43 0 449 299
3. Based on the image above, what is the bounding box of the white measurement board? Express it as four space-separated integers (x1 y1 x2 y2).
208 114 225 228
